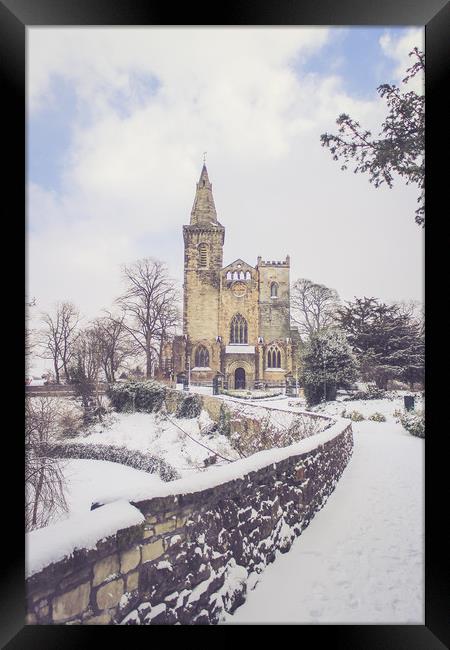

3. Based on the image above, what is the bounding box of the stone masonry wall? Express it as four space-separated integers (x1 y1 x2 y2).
26 422 353 625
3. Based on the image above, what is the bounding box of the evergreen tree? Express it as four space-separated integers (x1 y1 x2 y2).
320 48 424 226
301 328 358 406
337 297 424 389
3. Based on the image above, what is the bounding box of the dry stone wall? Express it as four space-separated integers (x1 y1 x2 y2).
26 422 353 625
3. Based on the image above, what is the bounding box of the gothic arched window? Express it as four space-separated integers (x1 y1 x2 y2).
230 314 248 344
198 243 208 267
195 345 209 367
226 271 232 281
245 271 251 280
270 282 278 298
267 346 282 368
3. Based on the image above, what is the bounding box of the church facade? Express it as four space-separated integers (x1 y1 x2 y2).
164 164 300 389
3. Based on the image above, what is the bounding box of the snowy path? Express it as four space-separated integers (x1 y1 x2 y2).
225 420 424 624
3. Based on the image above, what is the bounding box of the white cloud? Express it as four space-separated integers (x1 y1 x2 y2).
27 27 423 332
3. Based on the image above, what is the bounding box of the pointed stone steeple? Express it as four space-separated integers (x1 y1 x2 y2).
190 164 218 225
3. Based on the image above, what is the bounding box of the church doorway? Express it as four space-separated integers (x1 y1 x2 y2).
235 367 246 389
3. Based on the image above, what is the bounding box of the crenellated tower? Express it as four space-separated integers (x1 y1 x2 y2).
163 162 299 389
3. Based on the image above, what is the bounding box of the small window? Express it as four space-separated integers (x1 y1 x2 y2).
245 271 251 280
195 345 209 367
270 282 278 298
198 243 208 267
226 271 232 280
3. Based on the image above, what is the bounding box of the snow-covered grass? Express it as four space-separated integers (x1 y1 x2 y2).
75 409 240 477
52 458 164 523
225 415 424 624
310 391 424 425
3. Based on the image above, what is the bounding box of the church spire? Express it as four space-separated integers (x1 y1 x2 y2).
190 163 218 225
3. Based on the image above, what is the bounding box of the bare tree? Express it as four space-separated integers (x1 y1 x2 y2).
156 297 180 373
25 297 37 376
38 302 80 383
291 278 340 340
68 326 109 421
116 258 181 378
25 397 68 530
93 313 136 383
70 327 101 383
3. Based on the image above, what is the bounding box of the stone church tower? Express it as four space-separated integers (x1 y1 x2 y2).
165 164 300 389
182 165 225 382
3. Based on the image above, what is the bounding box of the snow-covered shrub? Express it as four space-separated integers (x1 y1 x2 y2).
230 410 325 458
217 404 231 437
397 409 425 438
341 409 365 421
35 440 180 481
368 412 387 422
57 403 85 437
107 380 167 413
221 389 252 399
221 389 283 400
386 379 410 391
345 385 386 401
175 394 202 419
301 329 358 406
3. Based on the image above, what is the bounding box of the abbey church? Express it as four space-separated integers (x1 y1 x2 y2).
164 164 300 389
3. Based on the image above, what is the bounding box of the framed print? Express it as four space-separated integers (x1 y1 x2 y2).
2 0 448 646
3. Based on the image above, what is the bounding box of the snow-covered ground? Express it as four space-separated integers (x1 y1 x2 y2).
224 414 424 624
51 458 164 524
311 391 424 423
28 387 424 624
80 409 239 475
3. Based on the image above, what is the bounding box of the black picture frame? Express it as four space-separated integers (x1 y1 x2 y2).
2 0 448 646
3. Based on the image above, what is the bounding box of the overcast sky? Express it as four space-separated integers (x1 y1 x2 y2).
27 26 424 337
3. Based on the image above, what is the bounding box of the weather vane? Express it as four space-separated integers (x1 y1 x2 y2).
203 151 207 164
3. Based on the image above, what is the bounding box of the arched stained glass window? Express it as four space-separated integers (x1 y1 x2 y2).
195 345 209 367
270 282 278 297
230 314 248 344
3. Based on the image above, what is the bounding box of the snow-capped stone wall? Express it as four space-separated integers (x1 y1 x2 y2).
25 421 353 625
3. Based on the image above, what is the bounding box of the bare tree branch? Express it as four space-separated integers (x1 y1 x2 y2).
38 302 81 384
291 278 340 340
115 258 181 378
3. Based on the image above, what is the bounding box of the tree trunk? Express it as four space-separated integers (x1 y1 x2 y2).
32 463 45 527
54 359 60 384
146 335 152 379
159 332 165 374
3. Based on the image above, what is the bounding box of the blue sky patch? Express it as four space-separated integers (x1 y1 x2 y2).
28 76 77 192
295 27 420 99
